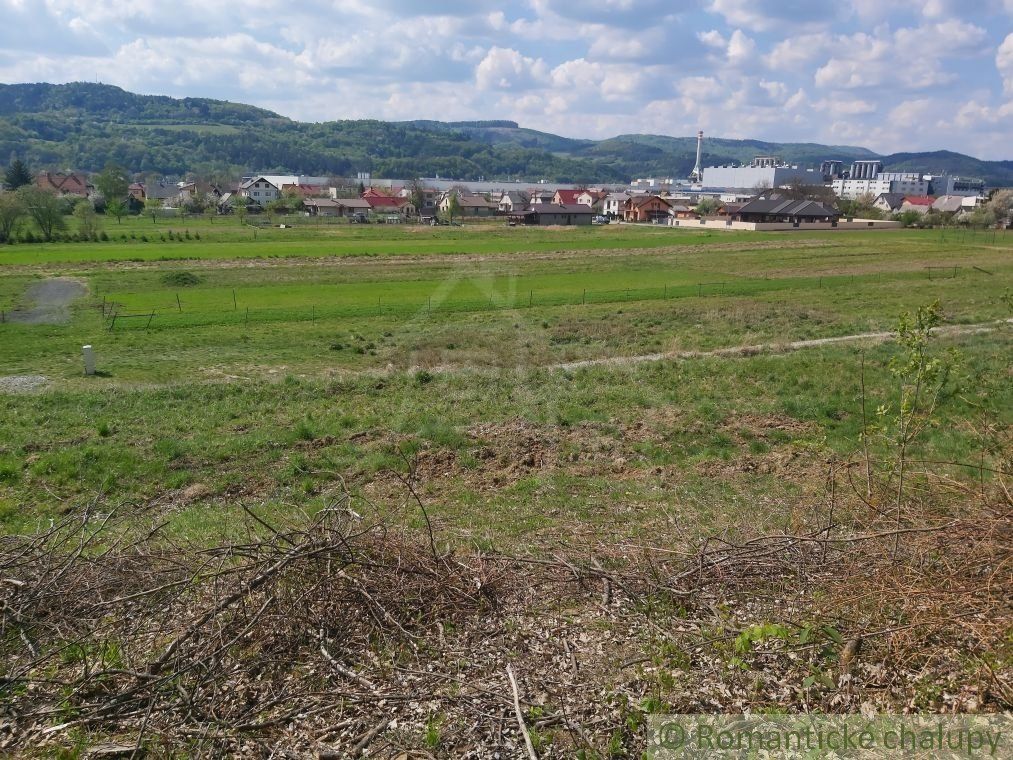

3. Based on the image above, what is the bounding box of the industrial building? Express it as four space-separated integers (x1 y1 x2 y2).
702 156 824 191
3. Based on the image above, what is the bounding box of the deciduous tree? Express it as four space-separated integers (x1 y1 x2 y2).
16 186 65 241
73 201 100 239
105 198 128 223
0 192 25 242
95 164 129 204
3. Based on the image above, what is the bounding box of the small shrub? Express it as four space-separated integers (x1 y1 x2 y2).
160 271 204 288
97 422 112 438
415 370 435 386
139 235 148 242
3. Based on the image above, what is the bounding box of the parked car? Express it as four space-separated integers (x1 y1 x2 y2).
349 213 369 224
592 215 610 225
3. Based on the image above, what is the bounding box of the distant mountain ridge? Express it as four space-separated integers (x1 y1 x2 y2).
1 82 1010 185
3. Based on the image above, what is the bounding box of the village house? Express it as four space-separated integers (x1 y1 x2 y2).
365 194 414 217
899 196 935 215
35 172 91 197
498 190 529 214
552 189 582 206
439 192 497 217
603 192 630 219
508 203 594 226
732 197 841 225
575 189 607 212
529 190 555 205
238 176 281 205
872 193 905 214
623 195 673 223
304 198 373 217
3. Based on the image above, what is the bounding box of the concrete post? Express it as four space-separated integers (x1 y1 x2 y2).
83 345 96 376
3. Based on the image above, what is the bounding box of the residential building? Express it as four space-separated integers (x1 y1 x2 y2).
366 194 414 217
872 193 905 213
507 204 594 226
623 195 672 223
35 172 91 197
239 176 281 204
575 189 607 211
498 191 529 213
603 192 631 219
304 198 372 217
529 190 555 204
553 189 583 206
732 197 840 224
931 195 964 214
899 196 935 214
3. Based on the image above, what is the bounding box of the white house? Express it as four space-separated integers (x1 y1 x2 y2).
238 177 281 204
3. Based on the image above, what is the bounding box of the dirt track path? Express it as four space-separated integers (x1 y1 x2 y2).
551 319 1012 372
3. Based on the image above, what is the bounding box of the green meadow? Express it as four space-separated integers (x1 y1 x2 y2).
0 218 1010 543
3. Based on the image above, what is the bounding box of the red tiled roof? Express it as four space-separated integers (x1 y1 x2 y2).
36 172 89 195
365 196 407 209
903 196 935 206
555 189 582 204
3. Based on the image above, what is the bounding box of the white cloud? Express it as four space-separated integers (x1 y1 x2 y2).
998 33 1013 93
475 47 546 90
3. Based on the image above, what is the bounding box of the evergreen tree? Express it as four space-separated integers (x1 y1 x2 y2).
3 160 33 191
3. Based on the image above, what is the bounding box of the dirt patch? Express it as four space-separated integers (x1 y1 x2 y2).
0 375 49 394
8 278 87 324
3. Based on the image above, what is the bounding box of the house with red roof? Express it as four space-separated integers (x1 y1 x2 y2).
900 195 936 214
553 189 582 206
35 172 91 197
623 195 673 223
364 194 414 217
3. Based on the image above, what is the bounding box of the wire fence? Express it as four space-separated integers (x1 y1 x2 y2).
90 266 976 332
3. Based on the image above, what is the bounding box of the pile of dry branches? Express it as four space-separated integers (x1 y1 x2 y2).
1 454 1009 756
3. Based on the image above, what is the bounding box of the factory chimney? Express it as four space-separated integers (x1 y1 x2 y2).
690 130 703 183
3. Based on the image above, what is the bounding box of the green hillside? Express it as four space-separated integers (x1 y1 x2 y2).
1 82 1010 184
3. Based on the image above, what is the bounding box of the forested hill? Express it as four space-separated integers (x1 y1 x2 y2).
2 82 1011 185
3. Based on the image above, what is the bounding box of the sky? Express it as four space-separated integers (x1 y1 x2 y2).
1 0 1012 159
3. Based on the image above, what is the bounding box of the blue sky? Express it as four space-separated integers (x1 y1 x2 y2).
1 0 1011 158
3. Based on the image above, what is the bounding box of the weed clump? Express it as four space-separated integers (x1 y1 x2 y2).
161 271 204 287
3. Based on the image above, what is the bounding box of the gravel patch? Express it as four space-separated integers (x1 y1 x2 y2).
0 375 49 393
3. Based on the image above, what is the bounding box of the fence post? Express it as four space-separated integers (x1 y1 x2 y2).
146 311 155 329
176 293 182 312
529 290 532 307
233 289 238 310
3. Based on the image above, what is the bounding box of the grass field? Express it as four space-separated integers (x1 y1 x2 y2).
3 217 1011 754
1 218 1010 535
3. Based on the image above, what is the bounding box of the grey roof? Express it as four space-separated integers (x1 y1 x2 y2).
338 198 373 209
501 190 528 203
516 203 595 215
737 198 840 217
932 195 964 213
874 193 905 209
456 194 497 208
